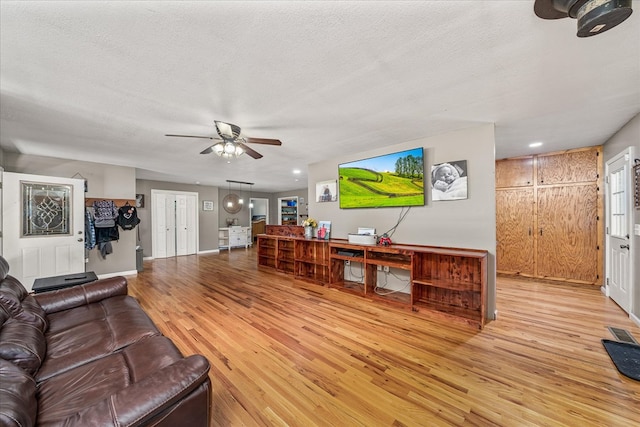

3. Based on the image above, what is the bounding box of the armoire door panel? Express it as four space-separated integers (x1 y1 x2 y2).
496 157 534 188
537 184 598 282
537 149 599 185
496 189 535 275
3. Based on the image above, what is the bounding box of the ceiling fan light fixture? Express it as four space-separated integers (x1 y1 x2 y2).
213 142 225 155
534 0 633 37
224 142 236 154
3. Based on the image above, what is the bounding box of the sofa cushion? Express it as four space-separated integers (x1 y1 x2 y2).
0 359 37 427
0 286 23 318
36 307 161 381
20 295 49 332
46 295 140 334
36 335 184 425
0 319 46 376
0 275 29 302
0 273 49 333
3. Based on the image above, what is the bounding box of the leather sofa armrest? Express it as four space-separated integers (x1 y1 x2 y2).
34 276 128 314
65 355 211 427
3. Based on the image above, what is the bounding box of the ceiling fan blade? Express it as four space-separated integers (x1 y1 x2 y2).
165 134 214 140
237 142 263 159
200 146 214 155
245 137 282 146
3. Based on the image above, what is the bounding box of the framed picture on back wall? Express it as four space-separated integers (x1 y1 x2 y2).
316 180 337 203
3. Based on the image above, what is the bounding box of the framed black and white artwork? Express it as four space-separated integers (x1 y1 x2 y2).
431 160 468 201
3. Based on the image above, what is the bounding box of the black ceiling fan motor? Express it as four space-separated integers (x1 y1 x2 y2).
535 0 633 37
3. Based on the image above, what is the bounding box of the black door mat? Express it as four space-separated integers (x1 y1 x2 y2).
602 339 640 381
607 326 638 344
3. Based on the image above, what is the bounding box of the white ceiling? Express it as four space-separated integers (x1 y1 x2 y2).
1 1 639 192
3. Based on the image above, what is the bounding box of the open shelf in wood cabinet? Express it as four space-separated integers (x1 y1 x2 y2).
412 278 478 291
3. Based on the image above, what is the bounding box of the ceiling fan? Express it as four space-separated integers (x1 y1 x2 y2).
165 120 282 159
534 0 633 37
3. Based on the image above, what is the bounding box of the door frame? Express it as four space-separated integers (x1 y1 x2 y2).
604 146 635 315
278 196 298 225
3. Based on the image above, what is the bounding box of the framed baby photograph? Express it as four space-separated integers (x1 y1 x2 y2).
431 160 468 201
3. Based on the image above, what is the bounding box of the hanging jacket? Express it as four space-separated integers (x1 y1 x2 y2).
85 208 96 250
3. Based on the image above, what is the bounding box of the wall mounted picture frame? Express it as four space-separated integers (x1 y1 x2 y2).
316 180 337 203
203 200 214 211
431 160 468 201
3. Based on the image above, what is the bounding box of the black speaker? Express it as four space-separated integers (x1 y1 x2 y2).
534 0 633 37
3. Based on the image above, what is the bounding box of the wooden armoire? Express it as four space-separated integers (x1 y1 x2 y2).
496 146 603 285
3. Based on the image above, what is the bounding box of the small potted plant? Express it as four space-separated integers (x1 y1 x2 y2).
302 217 318 238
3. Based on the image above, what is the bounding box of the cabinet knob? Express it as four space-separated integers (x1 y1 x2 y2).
620 244 630 250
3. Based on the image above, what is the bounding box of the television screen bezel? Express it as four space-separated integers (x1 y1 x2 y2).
338 147 425 209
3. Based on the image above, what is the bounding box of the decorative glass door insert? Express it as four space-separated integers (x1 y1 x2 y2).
22 181 72 236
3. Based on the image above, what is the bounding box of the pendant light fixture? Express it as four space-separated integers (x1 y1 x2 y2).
223 179 253 214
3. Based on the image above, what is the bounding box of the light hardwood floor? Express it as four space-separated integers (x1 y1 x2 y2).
126 248 640 426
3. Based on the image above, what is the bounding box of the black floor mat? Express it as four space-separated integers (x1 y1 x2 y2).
602 339 640 381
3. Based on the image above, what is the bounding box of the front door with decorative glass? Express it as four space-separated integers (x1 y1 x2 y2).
2 172 85 292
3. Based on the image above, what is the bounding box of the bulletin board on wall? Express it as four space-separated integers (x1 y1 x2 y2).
634 161 640 210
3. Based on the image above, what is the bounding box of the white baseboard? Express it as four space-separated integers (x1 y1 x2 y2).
631 312 640 327
198 249 220 255
96 270 138 279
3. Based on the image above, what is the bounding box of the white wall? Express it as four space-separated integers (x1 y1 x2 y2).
308 124 497 317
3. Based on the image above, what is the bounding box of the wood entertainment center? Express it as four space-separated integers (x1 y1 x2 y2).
257 226 488 329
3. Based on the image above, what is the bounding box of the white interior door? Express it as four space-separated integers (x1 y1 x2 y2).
152 190 197 258
2 172 85 291
606 149 633 313
152 192 176 258
165 194 176 258
175 194 197 256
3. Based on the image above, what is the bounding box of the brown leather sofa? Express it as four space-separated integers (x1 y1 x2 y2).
0 256 211 426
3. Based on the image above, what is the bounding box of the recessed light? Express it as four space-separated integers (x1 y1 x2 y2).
293 169 301 174
529 142 543 148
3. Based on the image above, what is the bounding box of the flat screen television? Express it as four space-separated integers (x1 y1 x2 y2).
338 147 425 209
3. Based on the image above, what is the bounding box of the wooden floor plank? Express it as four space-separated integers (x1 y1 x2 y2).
126 249 640 426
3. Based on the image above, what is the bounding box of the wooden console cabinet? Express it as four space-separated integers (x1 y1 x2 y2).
258 233 488 329
257 235 328 284
329 241 488 329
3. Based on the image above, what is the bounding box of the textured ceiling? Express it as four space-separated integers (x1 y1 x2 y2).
1 1 639 192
